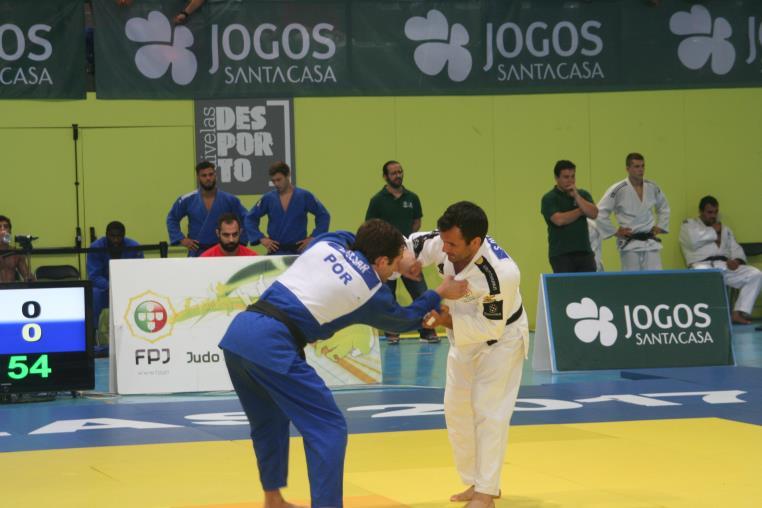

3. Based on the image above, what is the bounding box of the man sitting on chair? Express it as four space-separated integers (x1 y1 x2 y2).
679 196 762 324
87 221 143 324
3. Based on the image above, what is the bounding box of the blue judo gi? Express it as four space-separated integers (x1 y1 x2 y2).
166 190 249 257
86 236 144 323
245 187 330 254
219 232 441 507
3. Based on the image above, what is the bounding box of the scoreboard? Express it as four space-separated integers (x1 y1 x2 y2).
0 282 94 393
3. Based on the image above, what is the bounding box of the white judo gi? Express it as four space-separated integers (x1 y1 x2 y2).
408 232 529 496
596 178 670 271
679 218 762 315
587 218 604 272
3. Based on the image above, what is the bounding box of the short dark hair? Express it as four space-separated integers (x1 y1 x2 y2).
106 221 125 236
196 160 215 173
382 160 400 177
437 201 488 244
269 161 290 178
217 212 241 229
353 219 404 265
626 152 644 167
0 215 11 230
554 160 576 178
699 195 719 211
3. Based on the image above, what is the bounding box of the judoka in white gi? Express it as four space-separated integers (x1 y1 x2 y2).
587 218 604 272
596 153 670 271
679 195 761 324
167 160 249 256
219 220 467 508
410 202 528 508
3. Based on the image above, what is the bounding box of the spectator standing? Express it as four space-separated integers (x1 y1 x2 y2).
167 160 249 257
245 161 330 255
540 160 598 273
365 160 439 343
597 153 670 271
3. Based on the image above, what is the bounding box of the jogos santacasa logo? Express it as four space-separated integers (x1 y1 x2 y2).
122 10 338 86
565 297 715 348
124 290 176 343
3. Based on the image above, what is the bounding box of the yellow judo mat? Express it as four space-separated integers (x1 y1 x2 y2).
3 417 760 507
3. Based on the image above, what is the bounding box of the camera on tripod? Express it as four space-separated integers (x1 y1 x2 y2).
14 234 38 251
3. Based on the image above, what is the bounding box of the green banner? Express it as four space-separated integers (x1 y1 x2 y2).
0 0 85 99
92 0 762 99
543 270 733 371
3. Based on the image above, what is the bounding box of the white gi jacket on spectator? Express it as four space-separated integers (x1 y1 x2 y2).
679 217 762 315
596 178 671 252
407 231 528 497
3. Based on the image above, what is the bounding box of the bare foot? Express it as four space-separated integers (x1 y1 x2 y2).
464 492 495 508
451 485 475 502
263 489 307 508
732 311 752 325
450 486 501 502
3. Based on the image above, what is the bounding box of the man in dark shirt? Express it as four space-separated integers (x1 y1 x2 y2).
540 160 599 273
365 160 439 343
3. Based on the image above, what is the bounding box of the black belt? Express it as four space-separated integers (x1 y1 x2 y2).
487 304 524 346
246 300 307 359
702 255 728 262
621 232 661 247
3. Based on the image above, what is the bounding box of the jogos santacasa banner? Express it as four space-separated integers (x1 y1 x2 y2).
91 0 762 99
533 270 733 372
109 256 381 395
0 0 85 99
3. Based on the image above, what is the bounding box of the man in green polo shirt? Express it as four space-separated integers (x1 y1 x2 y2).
540 160 599 273
365 160 439 344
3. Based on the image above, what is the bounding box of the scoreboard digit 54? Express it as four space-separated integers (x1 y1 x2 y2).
0 281 94 393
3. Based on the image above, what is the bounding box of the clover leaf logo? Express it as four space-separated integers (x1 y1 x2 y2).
125 11 197 85
565 297 618 347
404 9 472 82
669 4 735 75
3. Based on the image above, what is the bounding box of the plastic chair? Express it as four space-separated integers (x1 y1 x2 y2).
34 264 81 281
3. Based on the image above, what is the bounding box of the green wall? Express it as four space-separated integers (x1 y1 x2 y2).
2 89 761 324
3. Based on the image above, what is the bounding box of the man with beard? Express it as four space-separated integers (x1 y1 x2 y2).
246 161 330 255
410 202 528 508
167 160 249 257
680 195 762 324
200 213 258 257
365 160 439 343
87 221 143 324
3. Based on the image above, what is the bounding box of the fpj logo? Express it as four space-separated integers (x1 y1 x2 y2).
565 297 715 348
134 301 167 333
125 11 197 85
124 291 176 344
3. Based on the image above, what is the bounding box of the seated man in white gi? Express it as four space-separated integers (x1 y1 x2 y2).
412 201 528 508
679 195 762 324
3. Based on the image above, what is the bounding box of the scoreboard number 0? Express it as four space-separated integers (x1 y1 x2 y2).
21 300 43 343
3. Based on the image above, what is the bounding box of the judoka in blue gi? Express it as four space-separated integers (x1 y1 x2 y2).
245 161 330 255
86 221 143 324
219 219 468 508
167 160 249 257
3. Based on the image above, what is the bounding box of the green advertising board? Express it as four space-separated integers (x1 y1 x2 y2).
534 270 733 371
0 0 85 99
92 0 762 99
